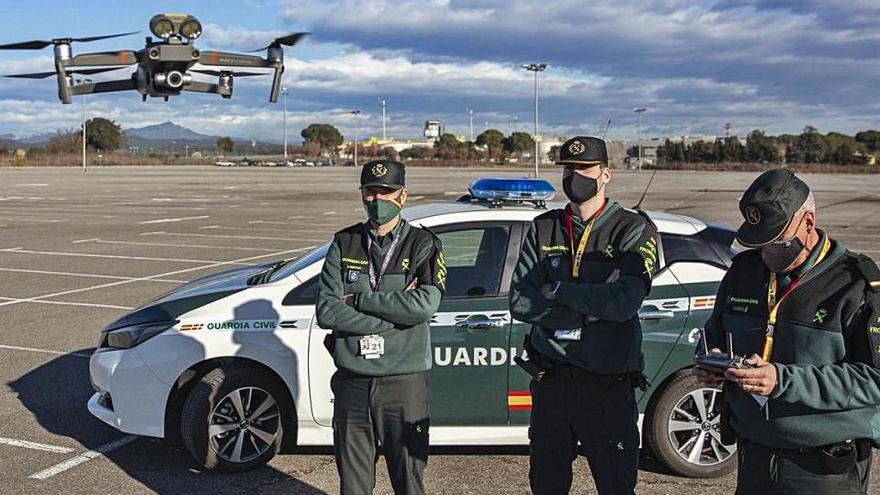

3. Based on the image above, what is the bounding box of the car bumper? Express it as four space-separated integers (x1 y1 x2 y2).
88 348 171 438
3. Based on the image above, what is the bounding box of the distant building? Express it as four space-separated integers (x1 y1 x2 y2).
423 121 442 143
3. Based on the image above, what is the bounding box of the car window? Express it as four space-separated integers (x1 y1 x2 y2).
662 230 730 269
283 276 319 306
702 224 740 267
436 225 510 298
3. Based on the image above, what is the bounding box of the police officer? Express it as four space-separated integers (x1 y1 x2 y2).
509 136 658 495
694 169 880 494
315 159 446 495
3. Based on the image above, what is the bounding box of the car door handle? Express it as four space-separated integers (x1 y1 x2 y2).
638 310 676 321
455 317 506 330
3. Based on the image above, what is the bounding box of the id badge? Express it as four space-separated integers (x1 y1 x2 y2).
359 334 385 359
553 328 582 341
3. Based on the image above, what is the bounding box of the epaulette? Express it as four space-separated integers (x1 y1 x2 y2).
856 254 880 293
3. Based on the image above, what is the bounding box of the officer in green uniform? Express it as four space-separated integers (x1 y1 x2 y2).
315 159 446 495
694 169 880 494
509 136 658 495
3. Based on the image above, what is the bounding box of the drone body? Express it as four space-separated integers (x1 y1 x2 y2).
1 13 308 104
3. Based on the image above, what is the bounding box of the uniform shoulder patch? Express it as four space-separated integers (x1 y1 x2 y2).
856 254 880 293
337 222 368 237
534 208 565 223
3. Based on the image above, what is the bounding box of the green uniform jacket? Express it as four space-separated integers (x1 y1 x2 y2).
509 199 658 374
316 219 445 376
704 235 880 448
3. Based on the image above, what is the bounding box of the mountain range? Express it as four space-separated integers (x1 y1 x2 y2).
1 121 284 153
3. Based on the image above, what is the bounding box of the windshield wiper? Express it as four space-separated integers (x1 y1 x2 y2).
247 259 293 285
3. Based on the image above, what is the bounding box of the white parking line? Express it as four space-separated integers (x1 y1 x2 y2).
0 267 185 283
138 215 210 225
0 247 250 265
141 230 325 242
200 225 332 234
13 183 49 187
0 216 61 223
0 437 74 454
0 344 91 359
0 245 315 309
0 297 133 310
72 238 100 244
29 435 139 480
85 239 278 252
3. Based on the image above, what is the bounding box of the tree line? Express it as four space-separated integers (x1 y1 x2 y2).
657 127 880 165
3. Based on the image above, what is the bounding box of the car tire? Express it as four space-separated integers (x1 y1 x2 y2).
644 369 737 478
181 365 285 472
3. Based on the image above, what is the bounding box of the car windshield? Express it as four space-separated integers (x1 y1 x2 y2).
269 242 331 282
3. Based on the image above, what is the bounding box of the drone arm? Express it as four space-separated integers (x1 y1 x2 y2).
198 51 268 68
67 51 138 67
268 63 284 103
71 78 137 96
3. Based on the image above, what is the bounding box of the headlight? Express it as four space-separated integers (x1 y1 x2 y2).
150 15 175 39
102 321 177 349
179 17 202 40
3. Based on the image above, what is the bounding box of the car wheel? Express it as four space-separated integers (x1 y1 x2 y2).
181 365 284 472
644 369 737 478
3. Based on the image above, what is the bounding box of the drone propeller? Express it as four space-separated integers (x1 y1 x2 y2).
247 32 309 52
4 67 128 79
0 31 139 50
191 69 266 77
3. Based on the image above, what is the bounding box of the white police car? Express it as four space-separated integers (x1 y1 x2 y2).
89 178 738 477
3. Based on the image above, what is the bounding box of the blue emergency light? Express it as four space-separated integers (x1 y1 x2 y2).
468 177 556 203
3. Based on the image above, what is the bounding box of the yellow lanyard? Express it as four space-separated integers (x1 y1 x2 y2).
761 237 831 361
571 219 597 279
565 203 605 280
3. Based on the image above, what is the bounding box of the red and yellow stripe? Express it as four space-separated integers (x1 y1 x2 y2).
507 391 532 411
692 296 716 310
179 323 204 332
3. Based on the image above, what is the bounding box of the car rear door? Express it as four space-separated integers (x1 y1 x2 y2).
428 221 521 426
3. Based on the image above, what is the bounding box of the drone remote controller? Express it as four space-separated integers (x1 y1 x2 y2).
694 330 752 372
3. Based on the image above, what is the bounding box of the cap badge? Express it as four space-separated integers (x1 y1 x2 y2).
371 163 388 178
568 140 586 155
746 206 761 225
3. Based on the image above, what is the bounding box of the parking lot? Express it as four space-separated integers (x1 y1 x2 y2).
1 165 879 494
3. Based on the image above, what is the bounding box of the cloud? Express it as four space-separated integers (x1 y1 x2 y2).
1 1 877 140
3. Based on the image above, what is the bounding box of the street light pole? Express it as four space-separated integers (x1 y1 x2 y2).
379 98 387 141
467 108 474 142
522 64 547 178
281 87 289 160
350 110 361 167
77 78 93 173
633 108 646 171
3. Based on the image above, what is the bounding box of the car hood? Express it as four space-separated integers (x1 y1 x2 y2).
103 262 277 331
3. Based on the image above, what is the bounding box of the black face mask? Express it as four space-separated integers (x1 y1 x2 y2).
562 172 599 204
762 235 806 273
761 215 808 273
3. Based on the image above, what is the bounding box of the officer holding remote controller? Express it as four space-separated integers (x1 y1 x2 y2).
693 169 880 494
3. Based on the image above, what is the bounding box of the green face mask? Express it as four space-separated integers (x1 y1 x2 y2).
363 191 403 225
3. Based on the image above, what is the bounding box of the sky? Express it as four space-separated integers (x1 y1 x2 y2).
0 0 878 142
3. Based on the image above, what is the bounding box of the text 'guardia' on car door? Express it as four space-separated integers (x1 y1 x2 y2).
428 222 520 426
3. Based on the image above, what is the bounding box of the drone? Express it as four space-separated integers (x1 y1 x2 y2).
0 13 308 103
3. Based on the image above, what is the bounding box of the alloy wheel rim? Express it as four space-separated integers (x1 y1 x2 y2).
667 387 737 466
208 386 280 463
